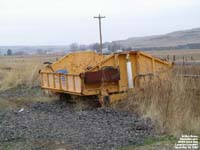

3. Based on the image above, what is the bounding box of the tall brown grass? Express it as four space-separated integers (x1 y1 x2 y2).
114 65 200 136
0 55 200 136
0 56 58 91
148 49 200 62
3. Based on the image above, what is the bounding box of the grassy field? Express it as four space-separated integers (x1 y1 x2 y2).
0 55 60 91
0 49 199 91
148 49 200 62
0 50 199 149
0 55 59 108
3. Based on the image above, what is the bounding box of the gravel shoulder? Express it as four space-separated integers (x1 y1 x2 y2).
0 87 155 150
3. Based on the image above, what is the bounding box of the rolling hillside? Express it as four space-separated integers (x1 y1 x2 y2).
114 28 200 50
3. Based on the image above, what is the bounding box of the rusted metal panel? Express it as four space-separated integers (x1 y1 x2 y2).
84 68 120 84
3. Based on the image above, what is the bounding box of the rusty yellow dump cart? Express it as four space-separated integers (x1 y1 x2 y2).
40 51 173 105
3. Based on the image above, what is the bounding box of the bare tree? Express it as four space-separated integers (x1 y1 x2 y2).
70 43 79 51
7 49 12 56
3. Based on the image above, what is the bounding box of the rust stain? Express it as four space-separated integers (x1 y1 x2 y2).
84 68 120 84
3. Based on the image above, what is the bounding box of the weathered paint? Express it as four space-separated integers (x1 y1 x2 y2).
40 50 173 103
84 68 120 84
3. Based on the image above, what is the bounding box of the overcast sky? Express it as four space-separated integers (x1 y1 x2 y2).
0 0 200 45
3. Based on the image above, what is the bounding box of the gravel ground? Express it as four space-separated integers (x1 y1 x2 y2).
0 100 155 150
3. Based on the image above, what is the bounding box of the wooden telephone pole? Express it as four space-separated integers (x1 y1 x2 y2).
94 14 106 54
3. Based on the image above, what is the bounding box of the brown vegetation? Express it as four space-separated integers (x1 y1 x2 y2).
148 49 200 62
0 53 200 136
114 65 200 136
0 55 58 91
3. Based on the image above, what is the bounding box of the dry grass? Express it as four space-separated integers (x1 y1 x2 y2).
0 55 60 108
0 55 59 91
147 49 200 62
114 65 200 136
0 53 200 136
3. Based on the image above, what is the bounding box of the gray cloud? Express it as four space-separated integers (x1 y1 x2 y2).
0 0 200 45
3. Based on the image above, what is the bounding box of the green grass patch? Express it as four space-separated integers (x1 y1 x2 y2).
118 135 177 150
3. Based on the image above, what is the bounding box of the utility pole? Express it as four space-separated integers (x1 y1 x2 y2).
94 14 106 54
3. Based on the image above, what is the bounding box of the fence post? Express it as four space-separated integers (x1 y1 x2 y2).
173 55 176 62
191 56 194 62
167 55 169 61
183 56 185 65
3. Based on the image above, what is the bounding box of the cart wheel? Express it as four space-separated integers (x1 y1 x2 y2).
98 96 110 107
104 96 111 107
59 93 71 102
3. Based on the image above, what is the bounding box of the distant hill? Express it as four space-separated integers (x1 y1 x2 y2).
114 28 200 50
1 28 200 55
